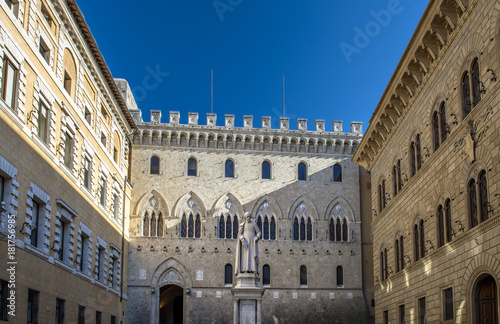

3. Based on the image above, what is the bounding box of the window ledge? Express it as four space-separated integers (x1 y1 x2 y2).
54 258 75 273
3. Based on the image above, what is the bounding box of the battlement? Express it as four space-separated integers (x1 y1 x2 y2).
129 109 363 135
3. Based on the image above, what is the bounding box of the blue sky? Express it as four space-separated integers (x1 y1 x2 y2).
78 0 429 132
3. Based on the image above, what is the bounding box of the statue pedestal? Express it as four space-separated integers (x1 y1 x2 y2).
231 273 265 324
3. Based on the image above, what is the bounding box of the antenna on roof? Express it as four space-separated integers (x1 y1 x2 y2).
282 74 285 117
211 69 214 114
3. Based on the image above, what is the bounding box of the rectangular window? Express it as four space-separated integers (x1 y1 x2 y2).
101 105 108 123
63 71 72 96
1 57 18 109
443 288 453 320
113 195 119 220
79 233 88 273
96 247 105 282
0 174 4 202
56 298 65 324
0 279 8 320
399 304 405 324
99 177 106 207
63 134 73 168
27 289 39 324
78 305 85 324
59 220 65 261
100 132 107 147
83 157 91 189
39 37 50 64
111 315 116 324
38 101 50 144
109 257 115 287
84 107 92 125
96 311 102 324
31 201 40 247
41 2 52 26
418 297 426 324
383 310 388 324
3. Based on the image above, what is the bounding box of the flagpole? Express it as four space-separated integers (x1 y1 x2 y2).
211 69 214 114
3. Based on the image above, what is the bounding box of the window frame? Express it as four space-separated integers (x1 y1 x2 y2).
333 164 342 182
27 288 40 324
150 156 160 175
56 297 65 324
261 161 271 180
263 265 270 286
224 264 233 286
187 157 197 177
442 287 454 321
39 36 51 64
225 159 235 178
298 162 307 181
299 265 307 287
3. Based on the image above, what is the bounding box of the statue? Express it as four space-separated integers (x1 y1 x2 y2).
235 212 261 274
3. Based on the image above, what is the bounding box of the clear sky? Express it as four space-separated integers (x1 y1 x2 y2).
77 0 429 132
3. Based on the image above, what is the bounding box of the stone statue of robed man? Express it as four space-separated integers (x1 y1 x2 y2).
235 212 261 274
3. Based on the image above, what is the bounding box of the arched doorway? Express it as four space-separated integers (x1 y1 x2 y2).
475 275 498 324
159 285 183 324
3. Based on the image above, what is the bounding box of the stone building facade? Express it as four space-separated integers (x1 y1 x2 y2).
0 0 135 323
126 109 374 324
354 0 500 323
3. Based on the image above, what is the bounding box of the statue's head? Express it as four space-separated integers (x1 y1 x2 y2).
244 211 252 222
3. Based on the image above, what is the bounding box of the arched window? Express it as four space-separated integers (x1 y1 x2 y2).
263 265 270 286
380 248 388 281
392 165 398 196
336 218 341 242
180 213 187 238
329 218 334 241
395 238 400 272
188 213 194 238
410 141 416 176
306 217 312 241
257 215 262 233
150 213 157 237
439 102 447 143
218 214 225 238
336 266 343 287
333 164 342 182
462 71 472 117
225 160 234 178
419 220 425 259
397 160 402 192
293 217 299 240
468 179 478 229
471 58 481 107
399 235 404 271
263 216 269 240
226 215 232 239
143 212 150 236
300 265 307 286
262 161 271 179
157 212 164 237
437 205 445 248
378 184 383 212
342 218 348 242
298 162 307 181
187 158 197 176
382 180 386 209
195 214 201 238
270 217 276 240
224 264 233 285
413 224 420 262
416 134 422 170
150 156 160 174
233 215 239 239
433 111 440 151
63 48 77 98
395 236 404 271
478 171 489 223
300 218 306 241
444 199 452 244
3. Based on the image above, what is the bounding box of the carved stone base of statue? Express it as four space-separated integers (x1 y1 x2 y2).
231 273 264 324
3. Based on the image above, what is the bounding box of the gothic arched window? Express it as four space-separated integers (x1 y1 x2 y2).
270 217 276 240
226 215 232 239
225 160 234 178
337 266 343 287
437 205 445 248
329 218 335 241
300 265 307 286
263 265 270 286
413 224 420 262
419 220 425 259
336 218 341 242
439 102 447 143
393 165 398 196
298 163 307 181
306 217 312 241
416 134 422 171
257 215 262 233
150 156 160 175
433 111 440 151
397 160 402 192
399 235 404 271
188 213 194 238
444 199 452 244
342 218 348 242
471 58 481 107
150 212 157 237
157 212 164 237
263 216 269 240
180 213 187 238
195 213 201 238
262 161 271 179
395 238 400 272
293 217 299 241
233 215 239 239
187 158 197 176
300 218 306 241
462 71 472 117
478 171 489 223
333 164 342 182
224 264 233 285
219 214 225 239
468 178 478 229
143 212 150 236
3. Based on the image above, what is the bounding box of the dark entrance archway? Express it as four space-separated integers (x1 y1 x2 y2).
475 275 498 324
159 285 183 324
